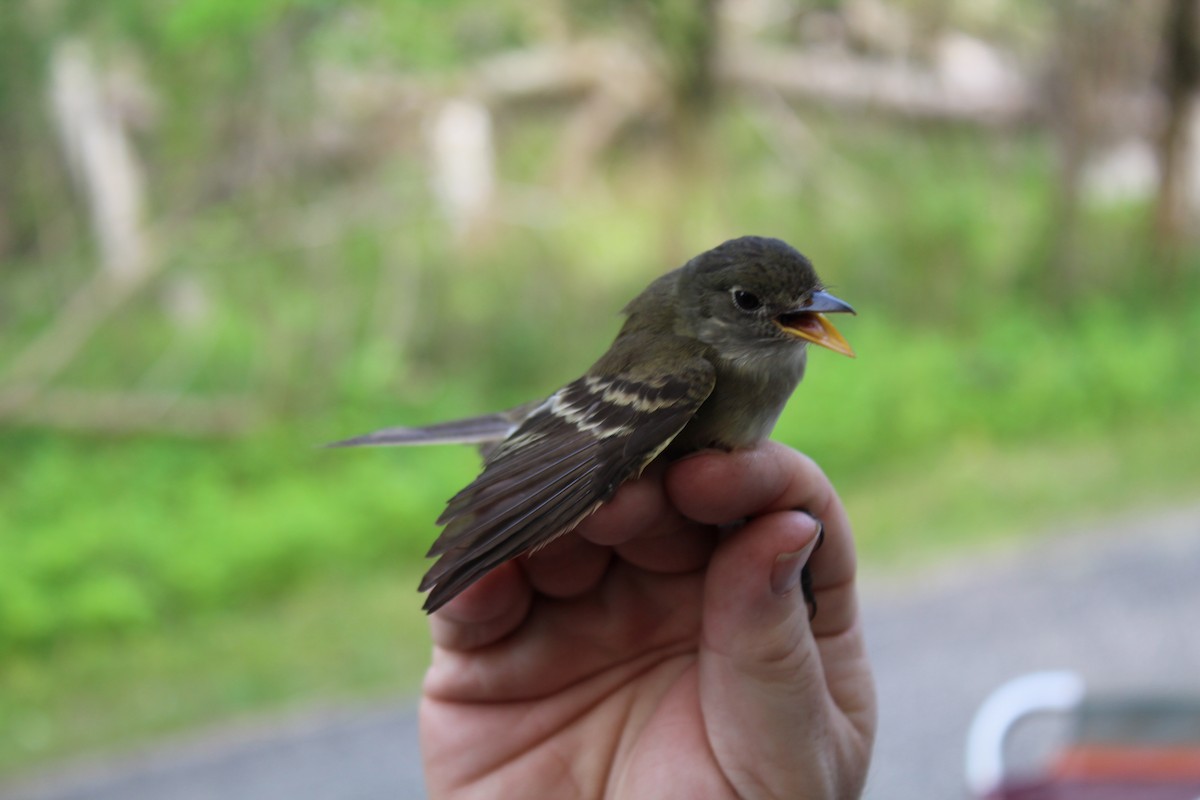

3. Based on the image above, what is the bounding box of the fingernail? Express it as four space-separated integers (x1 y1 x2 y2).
771 538 818 596
769 512 822 595
771 550 805 595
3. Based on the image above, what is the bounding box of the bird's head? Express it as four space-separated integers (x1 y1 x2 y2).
678 236 856 363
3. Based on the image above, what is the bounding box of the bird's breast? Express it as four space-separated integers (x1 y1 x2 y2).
667 348 807 455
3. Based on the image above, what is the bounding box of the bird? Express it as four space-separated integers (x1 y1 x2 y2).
329 236 855 613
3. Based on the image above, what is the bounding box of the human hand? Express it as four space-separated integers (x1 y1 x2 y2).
419 441 876 799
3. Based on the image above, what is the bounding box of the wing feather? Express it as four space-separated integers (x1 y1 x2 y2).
420 477 604 608
421 459 602 587
436 430 598 522
420 354 715 612
429 442 601 555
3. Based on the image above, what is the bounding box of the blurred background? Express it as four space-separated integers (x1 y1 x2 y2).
1 0 1199 792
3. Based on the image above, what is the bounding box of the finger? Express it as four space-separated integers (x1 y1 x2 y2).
574 463 686 547
427 460 690 653
521 533 612 598
698 509 872 799
613 521 717 573
578 460 717 572
428 561 532 651
425 562 701 701
667 442 832 523
666 442 858 637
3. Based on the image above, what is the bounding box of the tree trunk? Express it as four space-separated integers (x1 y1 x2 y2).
1154 0 1200 265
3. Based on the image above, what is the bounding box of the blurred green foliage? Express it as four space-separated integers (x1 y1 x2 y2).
3 118 1199 657
2 118 1200 652
2 0 1200 774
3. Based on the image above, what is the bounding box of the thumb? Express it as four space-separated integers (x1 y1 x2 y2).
699 510 834 797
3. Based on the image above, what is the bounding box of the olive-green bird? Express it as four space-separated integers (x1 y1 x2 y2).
330 236 855 613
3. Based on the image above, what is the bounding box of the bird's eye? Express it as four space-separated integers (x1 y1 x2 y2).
731 289 762 312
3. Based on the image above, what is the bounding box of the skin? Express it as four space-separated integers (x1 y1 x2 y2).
420 442 878 799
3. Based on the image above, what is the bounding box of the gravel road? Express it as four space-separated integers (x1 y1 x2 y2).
4 504 1198 800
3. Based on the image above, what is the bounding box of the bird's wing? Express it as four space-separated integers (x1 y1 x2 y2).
324 403 541 449
419 355 716 612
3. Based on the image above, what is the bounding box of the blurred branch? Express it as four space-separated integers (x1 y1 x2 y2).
1155 0 1200 255
49 39 151 280
464 33 1039 188
1 270 147 387
0 273 260 438
428 99 498 240
0 388 259 438
1046 1 1164 301
471 41 632 103
1 35 167 406
0 35 268 440
469 40 664 188
459 32 1042 200
719 43 1037 127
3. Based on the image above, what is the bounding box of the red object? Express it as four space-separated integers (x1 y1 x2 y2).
988 779 1200 800
969 673 1200 800
1052 744 1200 780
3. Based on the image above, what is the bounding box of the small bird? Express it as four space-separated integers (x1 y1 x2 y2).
330 236 855 612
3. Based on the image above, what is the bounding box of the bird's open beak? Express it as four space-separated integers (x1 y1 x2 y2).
775 290 856 358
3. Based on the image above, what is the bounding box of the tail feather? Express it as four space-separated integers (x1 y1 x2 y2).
325 413 520 449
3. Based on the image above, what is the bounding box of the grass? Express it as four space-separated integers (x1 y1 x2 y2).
845 407 1200 566
0 571 431 776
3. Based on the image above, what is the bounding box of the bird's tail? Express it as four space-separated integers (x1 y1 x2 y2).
325 400 545 449
325 413 522 449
